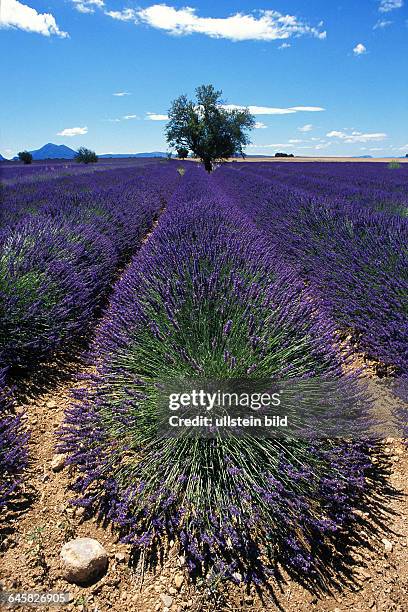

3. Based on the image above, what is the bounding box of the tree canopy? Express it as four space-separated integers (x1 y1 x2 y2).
75 147 98 164
18 151 33 164
166 85 255 172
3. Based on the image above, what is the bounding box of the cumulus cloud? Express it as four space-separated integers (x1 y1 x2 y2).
0 0 68 37
254 122 267 129
57 126 88 136
106 8 136 21
146 112 169 120
379 0 403 13
223 104 324 115
326 130 387 143
298 124 313 132
113 91 131 96
72 0 104 14
278 42 291 49
353 43 367 55
106 5 327 42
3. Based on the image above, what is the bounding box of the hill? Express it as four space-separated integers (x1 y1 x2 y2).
13 143 77 160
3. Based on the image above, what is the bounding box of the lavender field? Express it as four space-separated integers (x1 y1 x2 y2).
1 159 407 609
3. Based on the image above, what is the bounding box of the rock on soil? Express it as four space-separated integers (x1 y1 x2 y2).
51 453 65 472
160 593 173 608
60 537 108 585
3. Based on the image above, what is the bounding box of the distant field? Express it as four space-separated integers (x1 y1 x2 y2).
229 156 408 163
1 158 407 611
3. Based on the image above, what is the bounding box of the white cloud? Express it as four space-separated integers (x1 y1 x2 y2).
0 0 68 37
289 106 324 112
373 19 392 29
379 0 403 13
113 91 131 96
57 126 88 137
278 42 291 49
146 112 169 121
106 8 136 22
224 104 295 115
298 124 313 132
327 129 387 143
248 143 293 149
254 122 267 129
123 114 138 120
223 104 324 115
106 5 327 42
72 0 104 14
353 43 367 55
289 139 303 144
314 142 332 150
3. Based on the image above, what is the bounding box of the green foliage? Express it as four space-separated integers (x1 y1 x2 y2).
166 84 255 172
176 146 189 160
388 160 401 169
75 147 98 164
18 151 33 164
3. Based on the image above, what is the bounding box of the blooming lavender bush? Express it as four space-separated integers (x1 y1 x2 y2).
62 169 373 582
214 164 408 373
0 162 180 371
0 370 28 511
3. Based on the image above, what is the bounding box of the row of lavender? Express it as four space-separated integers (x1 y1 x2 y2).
1 161 179 371
62 166 374 582
239 161 408 216
0 161 179 512
0 369 28 510
214 164 408 374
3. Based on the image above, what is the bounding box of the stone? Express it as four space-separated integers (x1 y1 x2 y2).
60 538 108 584
174 575 184 590
46 400 57 409
160 594 173 608
51 454 65 472
114 552 126 563
382 538 393 553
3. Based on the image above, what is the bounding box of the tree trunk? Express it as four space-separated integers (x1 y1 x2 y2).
203 158 213 173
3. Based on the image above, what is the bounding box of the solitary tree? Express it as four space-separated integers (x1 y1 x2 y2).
18 151 33 164
166 85 255 172
75 147 98 164
176 146 189 160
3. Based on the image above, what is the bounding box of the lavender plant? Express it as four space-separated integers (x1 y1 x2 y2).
0 370 28 511
0 162 180 371
214 164 408 373
62 169 373 582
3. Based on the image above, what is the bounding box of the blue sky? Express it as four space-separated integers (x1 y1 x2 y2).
0 0 407 157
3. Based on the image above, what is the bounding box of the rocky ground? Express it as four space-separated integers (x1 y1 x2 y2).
1 219 407 611
0 359 407 611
